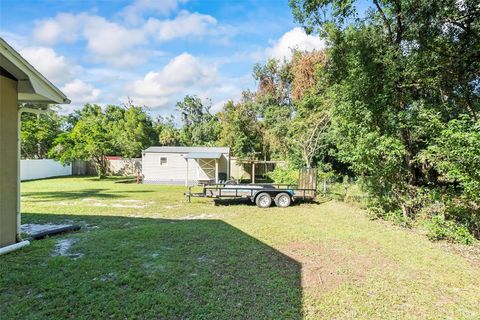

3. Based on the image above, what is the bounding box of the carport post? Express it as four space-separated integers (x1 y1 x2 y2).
252 161 255 184
185 158 189 186
215 158 219 184
227 152 231 180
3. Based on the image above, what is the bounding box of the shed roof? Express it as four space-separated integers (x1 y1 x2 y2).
0 37 70 104
184 152 223 159
145 146 230 154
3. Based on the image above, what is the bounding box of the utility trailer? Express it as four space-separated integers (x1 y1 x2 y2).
185 168 317 208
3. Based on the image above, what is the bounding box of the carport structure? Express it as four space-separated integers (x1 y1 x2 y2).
0 38 70 254
184 152 227 185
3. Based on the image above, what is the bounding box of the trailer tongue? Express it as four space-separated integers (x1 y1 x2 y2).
185 168 318 208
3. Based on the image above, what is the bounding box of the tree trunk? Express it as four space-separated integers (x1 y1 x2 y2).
401 203 411 219
96 156 107 179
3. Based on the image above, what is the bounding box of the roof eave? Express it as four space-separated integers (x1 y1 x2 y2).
184 152 223 159
0 38 70 105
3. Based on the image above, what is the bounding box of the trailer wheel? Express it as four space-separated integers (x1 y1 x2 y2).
255 193 272 208
274 193 291 208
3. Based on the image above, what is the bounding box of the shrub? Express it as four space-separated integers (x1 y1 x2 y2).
426 215 475 245
266 165 299 185
366 206 385 220
386 210 413 228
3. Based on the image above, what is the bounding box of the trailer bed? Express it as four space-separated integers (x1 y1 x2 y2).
186 183 316 207
185 168 318 208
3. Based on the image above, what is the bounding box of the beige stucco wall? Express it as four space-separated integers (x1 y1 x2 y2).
0 75 18 247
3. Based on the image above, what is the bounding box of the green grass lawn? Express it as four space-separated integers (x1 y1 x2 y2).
1 177 479 319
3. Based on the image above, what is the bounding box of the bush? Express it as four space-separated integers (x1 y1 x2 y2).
366 206 385 220
266 165 299 185
420 117 480 204
426 215 475 245
386 210 413 228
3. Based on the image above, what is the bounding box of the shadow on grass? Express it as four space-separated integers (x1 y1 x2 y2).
213 198 255 206
22 189 153 202
1 213 303 319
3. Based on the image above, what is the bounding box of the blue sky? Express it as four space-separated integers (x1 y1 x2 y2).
0 0 326 117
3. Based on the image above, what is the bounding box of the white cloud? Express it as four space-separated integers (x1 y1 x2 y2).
19 46 74 86
32 10 221 66
200 75 251 113
146 11 217 41
82 16 147 65
0 31 29 49
265 27 326 61
33 13 82 45
128 53 252 113
33 13 147 65
62 79 101 105
131 53 218 107
120 0 187 24
17 46 101 107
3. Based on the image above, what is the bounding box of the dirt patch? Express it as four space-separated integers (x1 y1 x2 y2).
280 240 393 295
53 238 84 259
435 242 480 267
164 205 182 209
179 213 217 220
93 272 117 282
81 198 149 208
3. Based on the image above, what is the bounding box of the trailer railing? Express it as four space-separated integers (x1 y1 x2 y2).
186 185 316 202
185 168 318 206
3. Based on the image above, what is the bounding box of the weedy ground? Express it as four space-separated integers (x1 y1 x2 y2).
1 177 479 319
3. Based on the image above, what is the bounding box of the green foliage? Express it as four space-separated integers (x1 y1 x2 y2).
177 95 220 146
420 117 480 203
110 105 158 158
218 99 263 159
49 104 158 178
20 109 64 159
176 95 220 146
426 215 475 245
288 83 331 168
289 0 480 240
252 59 291 108
252 60 294 160
317 163 335 183
265 164 299 185
49 104 114 178
155 115 180 146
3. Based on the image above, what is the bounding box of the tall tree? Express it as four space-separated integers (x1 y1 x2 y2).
50 104 114 178
253 59 294 159
20 109 64 159
288 51 331 168
176 95 220 146
155 115 181 146
218 98 263 159
108 105 158 158
290 0 480 219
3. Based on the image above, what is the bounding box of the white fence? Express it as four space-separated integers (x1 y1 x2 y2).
21 159 72 181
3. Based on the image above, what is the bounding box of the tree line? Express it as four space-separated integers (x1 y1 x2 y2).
21 0 479 242
22 52 332 177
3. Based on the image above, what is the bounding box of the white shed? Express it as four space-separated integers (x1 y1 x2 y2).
142 146 230 185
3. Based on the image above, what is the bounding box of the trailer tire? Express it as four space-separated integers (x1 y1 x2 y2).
255 193 272 208
274 193 291 208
